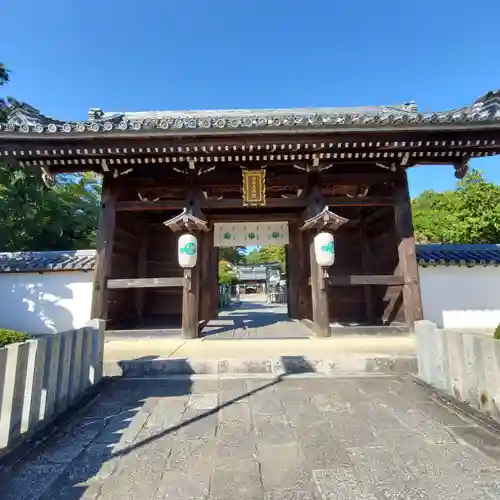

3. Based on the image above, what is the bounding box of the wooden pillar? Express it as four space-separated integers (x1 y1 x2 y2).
288 221 311 320
302 175 330 336
394 169 423 329
199 227 214 324
182 263 200 339
300 227 312 319
359 209 374 323
135 224 148 324
211 247 220 319
287 222 300 319
309 230 330 336
91 180 116 320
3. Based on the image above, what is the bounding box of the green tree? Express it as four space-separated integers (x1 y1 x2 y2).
0 168 100 251
0 63 9 86
219 246 246 264
0 62 101 251
412 169 500 244
218 259 237 285
244 245 286 270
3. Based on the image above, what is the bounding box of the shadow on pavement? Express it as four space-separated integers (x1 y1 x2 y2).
0 356 316 500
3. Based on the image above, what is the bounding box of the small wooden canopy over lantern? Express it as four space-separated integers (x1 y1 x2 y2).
300 206 349 231
163 208 209 233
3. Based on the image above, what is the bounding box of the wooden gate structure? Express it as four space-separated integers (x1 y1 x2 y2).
1 91 500 337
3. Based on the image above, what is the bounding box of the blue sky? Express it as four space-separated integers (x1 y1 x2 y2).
3 0 500 196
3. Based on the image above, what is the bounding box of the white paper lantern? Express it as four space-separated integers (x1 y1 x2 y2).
178 233 198 268
314 232 335 267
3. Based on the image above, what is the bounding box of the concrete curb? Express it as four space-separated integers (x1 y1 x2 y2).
0 377 112 471
410 373 500 435
104 355 417 377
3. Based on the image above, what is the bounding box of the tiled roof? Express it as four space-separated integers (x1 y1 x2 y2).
0 250 96 273
2 89 500 135
0 245 499 274
416 244 500 267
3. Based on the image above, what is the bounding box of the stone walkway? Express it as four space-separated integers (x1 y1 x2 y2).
201 300 311 339
2 375 500 499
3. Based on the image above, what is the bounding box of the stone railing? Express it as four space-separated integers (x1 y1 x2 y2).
416 320 500 422
0 319 105 456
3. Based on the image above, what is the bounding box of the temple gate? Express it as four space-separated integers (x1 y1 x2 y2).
1 92 500 337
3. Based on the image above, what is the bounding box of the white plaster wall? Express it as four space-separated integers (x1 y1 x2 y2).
0 271 94 334
420 266 500 329
1 265 500 334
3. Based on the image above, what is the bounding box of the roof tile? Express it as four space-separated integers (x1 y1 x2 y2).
0 245 499 274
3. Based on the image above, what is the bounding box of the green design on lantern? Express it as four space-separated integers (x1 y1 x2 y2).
248 232 256 240
271 231 281 239
321 242 334 254
180 242 197 256
223 232 232 240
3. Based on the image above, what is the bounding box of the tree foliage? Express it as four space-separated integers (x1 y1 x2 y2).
218 259 237 285
0 63 9 86
412 169 500 244
0 168 101 251
218 246 246 264
0 61 101 251
0 328 31 348
245 245 286 270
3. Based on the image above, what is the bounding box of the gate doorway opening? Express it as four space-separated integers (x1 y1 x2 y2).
201 235 312 339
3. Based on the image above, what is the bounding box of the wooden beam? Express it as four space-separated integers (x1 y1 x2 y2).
207 213 299 222
116 199 185 211
6 128 500 160
182 267 200 339
115 196 394 212
115 172 395 190
394 169 423 329
324 196 394 207
327 275 405 286
90 180 116 320
362 206 393 227
107 277 184 289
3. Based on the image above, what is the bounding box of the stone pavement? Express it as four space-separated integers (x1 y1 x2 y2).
2 374 500 499
201 301 310 339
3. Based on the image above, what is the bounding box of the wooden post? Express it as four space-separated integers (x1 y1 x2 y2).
211 247 220 319
299 227 312 319
199 227 214 324
287 222 299 319
394 169 423 329
135 224 148 324
359 209 374 323
309 230 330 336
304 175 330 336
182 264 200 339
91 180 116 320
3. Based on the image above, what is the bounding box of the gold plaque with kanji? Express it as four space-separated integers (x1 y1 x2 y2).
242 169 266 207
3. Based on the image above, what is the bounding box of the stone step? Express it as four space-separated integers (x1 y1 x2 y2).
104 355 416 377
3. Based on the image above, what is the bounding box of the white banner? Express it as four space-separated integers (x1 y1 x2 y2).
214 222 289 247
